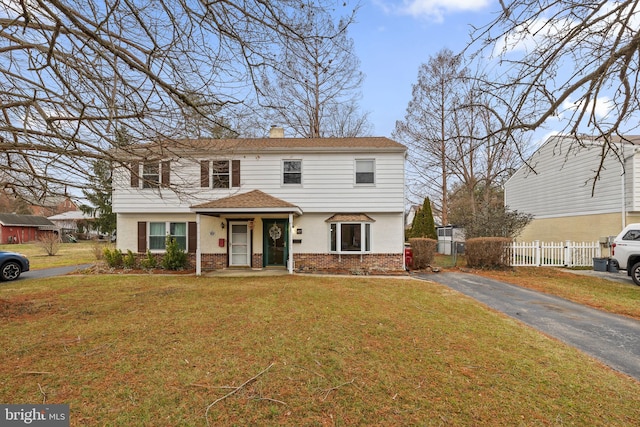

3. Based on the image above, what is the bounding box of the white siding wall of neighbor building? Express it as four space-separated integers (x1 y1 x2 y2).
505 137 633 218
505 136 640 241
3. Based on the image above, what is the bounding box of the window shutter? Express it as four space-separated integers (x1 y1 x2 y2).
137 222 147 253
200 161 209 187
188 221 197 253
130 161 139 188
161 161 170 186
232 160 240 187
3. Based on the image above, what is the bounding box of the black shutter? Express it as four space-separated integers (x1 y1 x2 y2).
188 222 197 253
137 222 146 253
161 161 170 186
130 161 139 188
232 160 240 187
200 161 209 187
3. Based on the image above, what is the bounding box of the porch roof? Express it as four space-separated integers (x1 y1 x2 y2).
325 213 375 223
190 189 303 216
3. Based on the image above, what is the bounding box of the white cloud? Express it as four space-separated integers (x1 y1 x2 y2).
561 97 613 121
377 0 491 22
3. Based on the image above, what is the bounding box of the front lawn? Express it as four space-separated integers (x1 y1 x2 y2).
0 241 102 269
1 275 639 425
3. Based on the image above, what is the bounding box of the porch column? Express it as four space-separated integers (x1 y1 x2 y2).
288 213 294 274
196 213 202 276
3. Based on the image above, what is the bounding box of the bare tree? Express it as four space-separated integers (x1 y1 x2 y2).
0 0 356 202
258 7 370 137
470 0 640 152
448 88 524 219
394 49 468 225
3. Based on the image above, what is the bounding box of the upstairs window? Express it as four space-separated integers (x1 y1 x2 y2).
201 160 240 188
355 159 375 184
133 161 170 188
283 160 302 185
143 163 160 188
212 161 230 188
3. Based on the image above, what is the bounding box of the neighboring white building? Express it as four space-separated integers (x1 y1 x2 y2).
504 134 640 243
112 130 407 274
48 210 98 235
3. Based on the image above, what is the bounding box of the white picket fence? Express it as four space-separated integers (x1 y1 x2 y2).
510 241 602 267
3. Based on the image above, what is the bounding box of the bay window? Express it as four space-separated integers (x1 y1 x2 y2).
330 222 371 253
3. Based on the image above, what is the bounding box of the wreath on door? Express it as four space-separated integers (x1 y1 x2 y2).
269 223 282 244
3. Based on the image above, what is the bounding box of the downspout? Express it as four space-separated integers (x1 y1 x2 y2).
622 168 626 229
622 150 638 230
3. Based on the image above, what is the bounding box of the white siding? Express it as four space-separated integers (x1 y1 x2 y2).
505 137 637 218
113 151 405 214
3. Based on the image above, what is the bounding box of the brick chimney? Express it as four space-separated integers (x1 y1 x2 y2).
269 126 284 138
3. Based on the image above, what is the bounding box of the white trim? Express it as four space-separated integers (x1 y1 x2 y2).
196 214 202 276
282 159 303 187
288 213 294 274
354 158 376 186
229 221 251 267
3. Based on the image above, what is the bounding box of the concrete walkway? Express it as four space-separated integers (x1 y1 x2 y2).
414 271 640 381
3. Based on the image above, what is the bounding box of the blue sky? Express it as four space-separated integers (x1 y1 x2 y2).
348 0 499 138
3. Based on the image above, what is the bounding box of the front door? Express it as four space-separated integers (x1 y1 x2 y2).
263 219 288 267
229 222 250 266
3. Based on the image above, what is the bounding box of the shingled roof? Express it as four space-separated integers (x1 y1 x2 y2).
119 136 406 158
0 213 57 230
191 190 302 215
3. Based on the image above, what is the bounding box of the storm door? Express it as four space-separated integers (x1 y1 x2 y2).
229 222 250 266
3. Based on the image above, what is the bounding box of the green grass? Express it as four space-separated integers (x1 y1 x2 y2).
2 274 640 425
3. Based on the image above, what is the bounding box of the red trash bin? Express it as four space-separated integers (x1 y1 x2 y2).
404 245 413 269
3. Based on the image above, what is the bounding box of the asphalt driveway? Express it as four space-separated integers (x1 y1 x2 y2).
19 264 93 281
414 271 640 381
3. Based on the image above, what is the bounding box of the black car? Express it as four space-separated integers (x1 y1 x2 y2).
0 250 30 281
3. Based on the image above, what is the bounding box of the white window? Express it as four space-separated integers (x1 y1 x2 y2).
139 161 170 188
330 223 371 253
355 159 375 184
149 222 187 251
212 160 230 188
143 162 160 188
283 160 302 185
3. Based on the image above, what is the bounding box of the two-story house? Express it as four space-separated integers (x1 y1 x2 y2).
504 134 640 243
112 129 407 275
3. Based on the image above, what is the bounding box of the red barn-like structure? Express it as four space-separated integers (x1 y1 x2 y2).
0 214 58 244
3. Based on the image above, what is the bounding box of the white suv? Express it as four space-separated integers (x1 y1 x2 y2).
611 223 640 285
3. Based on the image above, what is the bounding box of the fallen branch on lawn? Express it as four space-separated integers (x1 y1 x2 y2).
321 378 356 401
37 383 47 404
205 362 275 426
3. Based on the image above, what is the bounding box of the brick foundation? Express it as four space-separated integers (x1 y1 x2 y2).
200 253 227 271
293 253 404 274
147 252 405 274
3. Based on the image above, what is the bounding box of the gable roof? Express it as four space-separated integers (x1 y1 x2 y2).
118 137 406 158
0 213 57 229
191 190 303 216
325 213 375 222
